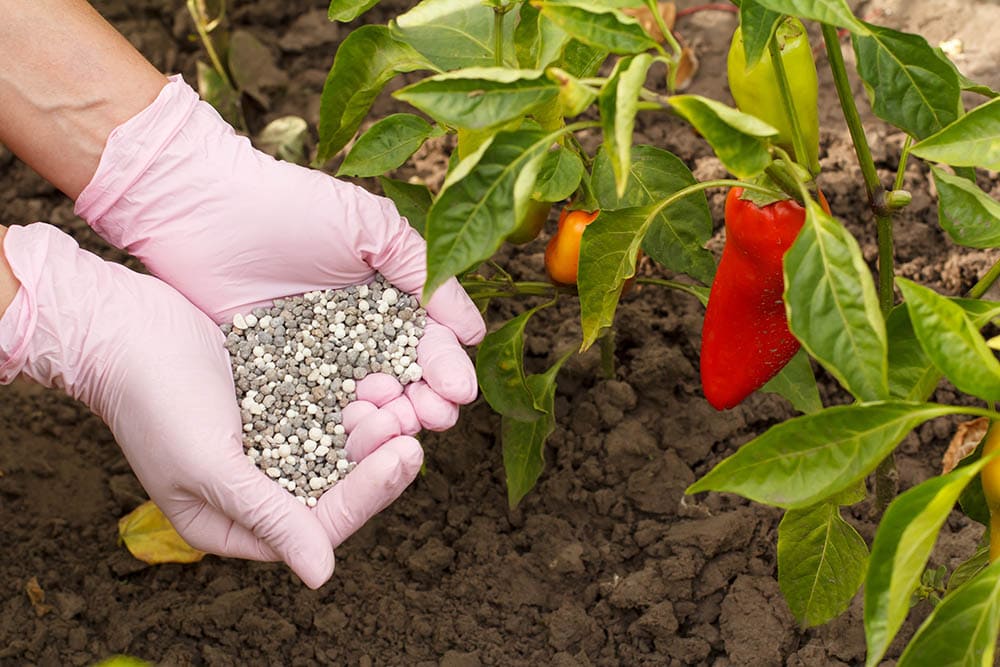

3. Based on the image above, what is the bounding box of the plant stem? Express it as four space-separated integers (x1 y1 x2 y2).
187 0 233 90
893 136 913 192
493 7 505 67
968 257 1000 299
599 329 617 379
636 277 708 303
768 36 815 176
460 278 556 300
822 25 881 201
823 23 900 511
644 0 683 91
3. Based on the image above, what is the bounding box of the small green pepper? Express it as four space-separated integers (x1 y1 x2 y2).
728 17 820 174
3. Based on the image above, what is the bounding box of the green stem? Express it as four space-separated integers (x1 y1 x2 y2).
493 7 505 67
599 328 617 379
893 136 913 192
968 257 1000 299
636 277 708 303
823 23 900 511
821 24 880 203
187 0 233 90
768 36 814 176
646 0 683 58
460 278 556 300
644 0 683 90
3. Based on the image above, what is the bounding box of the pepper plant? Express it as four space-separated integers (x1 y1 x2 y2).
317 0 1000 661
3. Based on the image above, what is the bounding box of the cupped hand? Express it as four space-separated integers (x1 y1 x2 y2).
75 76 485 437
0 223 423 587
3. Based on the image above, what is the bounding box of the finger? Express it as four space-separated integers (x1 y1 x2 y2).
356 373 404 407
196 453 334 589
382 395 421 435
367 224 485 345
316 435 423 548
417 321 478 405
405 381 460 431
424 278 486 345
342 400 377 433
345 408 402 461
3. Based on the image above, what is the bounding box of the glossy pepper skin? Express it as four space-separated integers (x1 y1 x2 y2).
700 188 828 410
981 423 1000 561
728 17 820 174
545 209 599 285
508 199 552 245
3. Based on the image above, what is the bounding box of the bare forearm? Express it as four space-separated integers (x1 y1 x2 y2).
0 0 167 199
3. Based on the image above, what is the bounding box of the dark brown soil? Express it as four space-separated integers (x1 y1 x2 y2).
2 1 999 665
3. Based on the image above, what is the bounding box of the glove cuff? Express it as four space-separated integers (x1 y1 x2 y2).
74 74 200 247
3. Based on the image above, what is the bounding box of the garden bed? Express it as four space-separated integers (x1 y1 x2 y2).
1 0 999 664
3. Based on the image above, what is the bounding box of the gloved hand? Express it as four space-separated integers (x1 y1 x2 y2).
0 223 423 588
74 75 486 439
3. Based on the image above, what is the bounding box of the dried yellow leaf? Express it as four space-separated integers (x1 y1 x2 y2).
942 417 990 474
674 46 699 91
118 500 206 565
624 2 676 43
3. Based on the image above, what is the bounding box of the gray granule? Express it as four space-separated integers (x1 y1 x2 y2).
223 275 426 505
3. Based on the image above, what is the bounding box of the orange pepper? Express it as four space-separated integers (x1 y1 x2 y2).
544 209 599 285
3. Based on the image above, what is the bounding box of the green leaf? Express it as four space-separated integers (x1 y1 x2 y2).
534 145 585 202
687 402 982 509
475 306 549 421
748 0 867 32
394 68 559 130
778 502 868 627
931 165 1000 248
599 54 652 198
577 207 650 349
390 0 516 70
255 116 309 165
896 558 1000 666
956 427 992 527
669 95 776 178
785 200 889 402
536 2 658 54
317 25 434 162
911 97 1000 171
852 23 961 140
897 278 1000 403
546 67 599 117
424 130 552 299
502 351 573 508
378 177 433 236
591 146 715 284
328 0 380 22
946 543 991 594
196 61 242 129
516 3 572 70
956 298 1000 328
738 1 782 68
761 349 823 414
864 456 995 666
337 114 440 177
886 304 940 401
554 38 609 78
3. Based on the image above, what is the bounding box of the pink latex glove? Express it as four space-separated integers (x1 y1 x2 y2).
75 75 486 442
0 223 423 588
